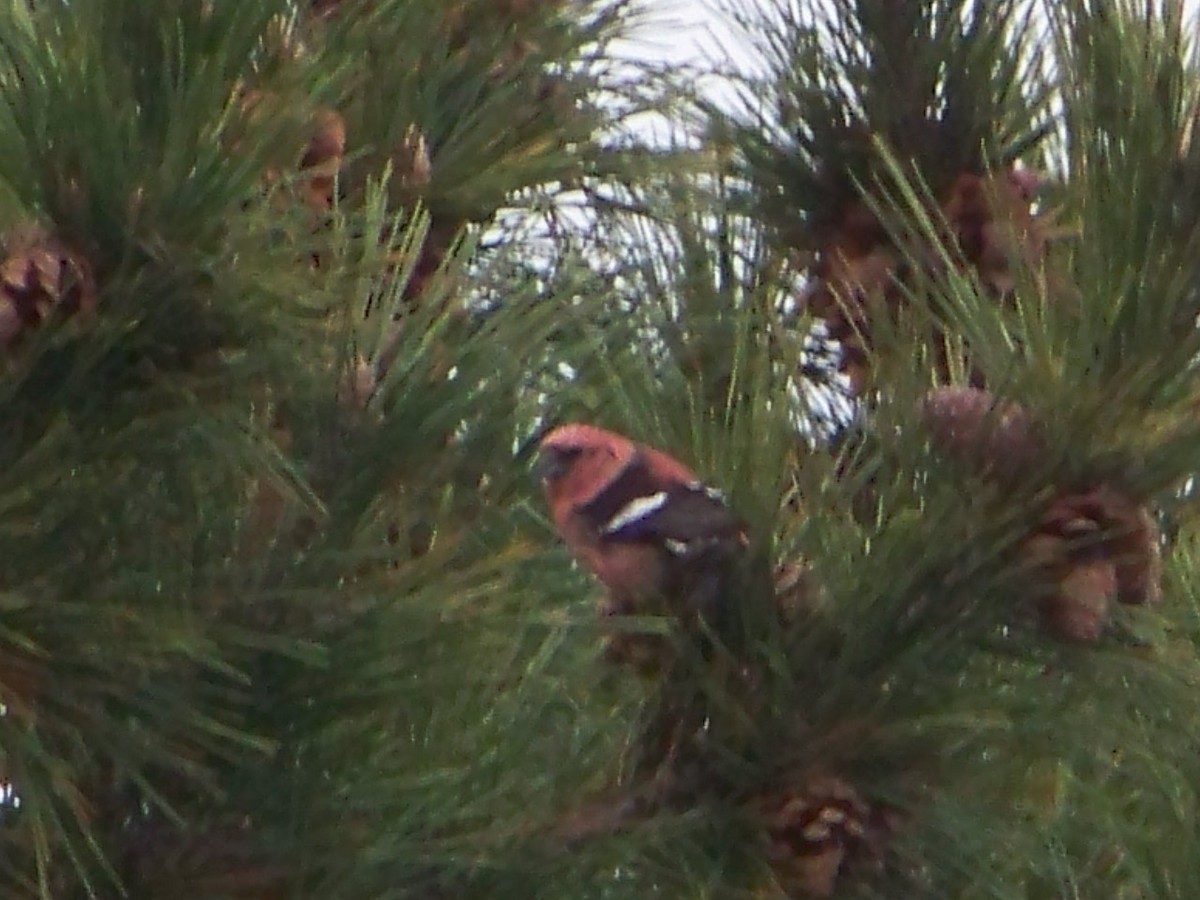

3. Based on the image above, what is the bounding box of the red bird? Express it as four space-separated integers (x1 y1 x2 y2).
536 423 747 652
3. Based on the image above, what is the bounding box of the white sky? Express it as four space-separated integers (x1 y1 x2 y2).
605 0 760 143
620 0 752 71
624 0 1200 96
612 0 1200 150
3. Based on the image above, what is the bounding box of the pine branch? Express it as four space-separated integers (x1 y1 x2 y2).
712 0 1054 252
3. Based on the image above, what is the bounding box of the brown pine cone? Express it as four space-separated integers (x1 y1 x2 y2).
400 217 464 308
940 169 1046 299
800 166 1045 393
919 388 1163 640
299 106 347 215
760 775 902 898
920 385 1045 482
1022 486 1163 642
0 223 97 347
236 89 345 216
774 559 824 625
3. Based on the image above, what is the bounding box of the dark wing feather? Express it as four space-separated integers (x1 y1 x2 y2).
574 453 666 533
576 452 744 547
607 484 743 545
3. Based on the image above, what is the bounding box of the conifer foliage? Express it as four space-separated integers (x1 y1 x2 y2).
0 0 1199 898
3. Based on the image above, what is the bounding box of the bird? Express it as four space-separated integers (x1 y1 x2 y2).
536 423 748 663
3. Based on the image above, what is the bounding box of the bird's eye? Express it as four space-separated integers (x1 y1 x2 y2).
535 444 583 482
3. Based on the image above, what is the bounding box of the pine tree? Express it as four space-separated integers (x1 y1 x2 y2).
1 0 1199 898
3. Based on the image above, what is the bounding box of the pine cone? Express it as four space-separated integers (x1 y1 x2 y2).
801 166 1046 393
237 89 345 216
774 559 823 625
401 217 464 308
920 385 1045 482
0 223 97 347
760 775 901 898
299 106 347 215
941 169 1045 299
1026 532 1115 642
1022 486 1163 642
918 388 1163 640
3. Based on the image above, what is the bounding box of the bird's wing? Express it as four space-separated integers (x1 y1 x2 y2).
576 452 744 551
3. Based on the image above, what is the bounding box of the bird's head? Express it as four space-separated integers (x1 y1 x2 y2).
536 423 636 515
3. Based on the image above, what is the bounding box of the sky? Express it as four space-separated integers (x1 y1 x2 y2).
616 0 1200 147
602 0 765 145
619 0 749 74
623 0 1200 92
